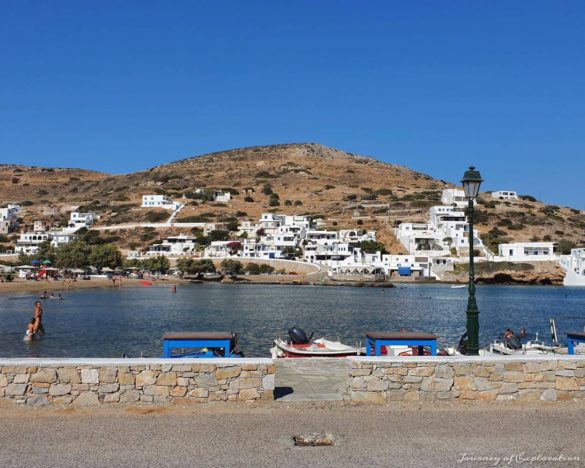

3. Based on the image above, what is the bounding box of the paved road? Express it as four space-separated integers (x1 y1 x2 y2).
1 402 584 467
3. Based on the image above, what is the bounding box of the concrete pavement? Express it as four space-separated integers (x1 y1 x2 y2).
1 401 584 467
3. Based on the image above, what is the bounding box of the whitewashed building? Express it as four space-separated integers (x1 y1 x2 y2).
68 212 96 230
561 248 585 287
0 204 21 234
15 231 50 255
50 231 77 248
491 191 518 200
498 242 557 261
141 194 179 209
441 188 467 207
213 191 231 203
147 235 198 257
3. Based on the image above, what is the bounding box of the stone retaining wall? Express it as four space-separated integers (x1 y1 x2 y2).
346 355 585 404
0 358 274 407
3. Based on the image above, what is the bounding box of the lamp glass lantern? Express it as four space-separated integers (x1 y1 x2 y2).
461 166 483 199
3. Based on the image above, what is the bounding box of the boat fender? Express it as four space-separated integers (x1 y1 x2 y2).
288 327 310 344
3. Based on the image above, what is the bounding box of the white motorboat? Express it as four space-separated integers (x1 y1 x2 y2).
271 327 361 358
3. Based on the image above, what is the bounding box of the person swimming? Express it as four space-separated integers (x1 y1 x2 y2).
24 318 36 341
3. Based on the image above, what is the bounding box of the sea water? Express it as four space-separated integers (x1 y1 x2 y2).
0 283 584 358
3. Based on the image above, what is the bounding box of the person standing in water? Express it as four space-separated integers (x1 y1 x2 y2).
33 301 45 335
24 318 36 341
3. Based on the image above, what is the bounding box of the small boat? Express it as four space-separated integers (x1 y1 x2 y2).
271 327 360 358
140 279 153 286
450 285 466 289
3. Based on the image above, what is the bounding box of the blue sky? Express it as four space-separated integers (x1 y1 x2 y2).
1 1 583 208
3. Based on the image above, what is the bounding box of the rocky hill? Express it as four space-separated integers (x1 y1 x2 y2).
1 144 584 254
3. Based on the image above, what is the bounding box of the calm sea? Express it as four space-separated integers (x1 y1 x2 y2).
1 283 584 358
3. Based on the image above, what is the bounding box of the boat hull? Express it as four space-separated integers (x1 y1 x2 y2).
271 338 359 358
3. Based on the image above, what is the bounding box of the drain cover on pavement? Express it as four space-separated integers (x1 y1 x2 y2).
293 433 336 447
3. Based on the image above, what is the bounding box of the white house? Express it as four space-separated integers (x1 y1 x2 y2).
441 188 467 207
141 195 178 209
15 231 51 255
147 235 198 257
381 254 433 278
50 231 77 248
491 191 518 200
213 191 231 203
68 212 96 230
0 204 21 234
498 242 557 261
561 248 585 287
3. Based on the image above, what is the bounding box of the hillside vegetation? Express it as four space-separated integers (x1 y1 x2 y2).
1 144 584 253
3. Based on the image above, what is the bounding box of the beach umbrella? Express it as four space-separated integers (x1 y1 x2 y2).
31 259 41 266
42 259 52 265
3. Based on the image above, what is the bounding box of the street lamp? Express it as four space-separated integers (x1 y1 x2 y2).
461 166 483 355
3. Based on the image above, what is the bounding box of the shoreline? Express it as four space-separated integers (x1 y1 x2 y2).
0 275 565 296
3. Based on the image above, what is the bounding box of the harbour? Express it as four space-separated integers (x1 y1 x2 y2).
1 283 584 359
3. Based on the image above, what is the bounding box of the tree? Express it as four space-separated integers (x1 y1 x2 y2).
88 244 123 271
244 262 260 274
55 241 92 269
220 259 242 275
208 230 230 242
359 240 387 254
141 255 170 273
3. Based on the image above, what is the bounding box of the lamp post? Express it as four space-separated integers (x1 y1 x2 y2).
461 166 483 355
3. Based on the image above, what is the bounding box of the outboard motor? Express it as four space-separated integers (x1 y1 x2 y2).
456 332 468 355
288 327 310 345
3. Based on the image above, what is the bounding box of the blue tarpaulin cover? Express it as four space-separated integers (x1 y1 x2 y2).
398 267 412 276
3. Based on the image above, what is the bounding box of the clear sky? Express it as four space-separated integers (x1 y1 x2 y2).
1 1 583 208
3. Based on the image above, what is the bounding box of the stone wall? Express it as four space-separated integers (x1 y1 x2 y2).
0 358 274 407
346 355 585 404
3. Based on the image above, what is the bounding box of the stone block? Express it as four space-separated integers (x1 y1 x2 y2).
473 378 492 391
477 390 498 402
350 369 372 377
99 367 117 383
435 365 454 379
13 374 29 384
118 373 134 386
189 388 209 398
140 395 154 403
239 378 261 389
73 392 99 406
57 368 80 384
472 366 490 378
27 395 49 407
176 377 189 387
454 376 476 391
162 364 172 372
523 362 543 374
409 367 434 377
153 396 169 404
194 374 217 388
496 394 517 401
518 390 541 401
540 389 557 401
560 361 577 370
216 367 241 380
49 384 72 396
81 369 99 384
104 392 120 403
504 362 523 371
403 375 422 383
453 365 470 376
135 370 157 387
555 377 578 391
5 383 27 396
98 383 119 394
192 364 215 373
0 374 7 387
498 383 518 395
53 396 73 405
32 386 49 394
72 383 89 392
556 370 575 377
503 372 524 383
239 388 260 401
386 390 406 401
143 385 169 396
228 380 240 394
156 372 177 386
119 390 140 403
170 386 187 397
31 369 57 384
171 364 192 372
459 390 477 400
489 372 504 381
209 393 227 402
242 364 257 371
262 374 275 391
366 379 388 392
421 377 453 392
